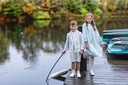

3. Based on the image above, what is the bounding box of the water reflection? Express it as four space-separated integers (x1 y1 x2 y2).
107 54 128 65
0 19 69 65
0 29 11 65
33 20 50 29
98 18 128 35
0 18 128 65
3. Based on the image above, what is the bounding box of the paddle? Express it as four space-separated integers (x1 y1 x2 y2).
46 54 64 81
50 69 70 78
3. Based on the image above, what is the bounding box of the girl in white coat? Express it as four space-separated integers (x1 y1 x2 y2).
82 13 103 76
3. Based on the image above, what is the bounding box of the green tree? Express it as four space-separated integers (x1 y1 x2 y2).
84 0 99 12
64 0 83 13
107 0 118 12
1 1 24 17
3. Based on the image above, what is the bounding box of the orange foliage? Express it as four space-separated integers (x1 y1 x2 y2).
24 25 36 37
23 3 34 15
18 16 25 23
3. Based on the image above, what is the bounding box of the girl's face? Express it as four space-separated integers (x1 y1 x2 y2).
85 16 93 24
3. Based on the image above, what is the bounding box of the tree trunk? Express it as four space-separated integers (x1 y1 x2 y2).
102 0 108 12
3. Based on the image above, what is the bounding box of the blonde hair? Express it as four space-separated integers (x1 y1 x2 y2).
70 20 78 26
85 13 96 31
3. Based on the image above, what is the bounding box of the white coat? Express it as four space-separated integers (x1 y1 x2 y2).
82 23 103 57
64 30 84 52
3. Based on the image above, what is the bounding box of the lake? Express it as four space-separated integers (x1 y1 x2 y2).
0 18 128 85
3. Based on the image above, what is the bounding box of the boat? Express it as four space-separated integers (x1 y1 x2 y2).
109 37 128 43
103 29 128 33
107 37 128 54
102 32 128 42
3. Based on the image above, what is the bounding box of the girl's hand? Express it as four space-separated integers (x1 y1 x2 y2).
100 44 103 47
86 43 89 50
79 50 83 55
100 41 103 47
62 51 66 54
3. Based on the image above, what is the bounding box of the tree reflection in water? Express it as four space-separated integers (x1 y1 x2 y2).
0 19 69 65
0 29 11 65
0 18 128 66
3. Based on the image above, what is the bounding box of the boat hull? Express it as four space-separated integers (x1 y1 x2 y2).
102 32 128 42
103 29 128 33
107 37 128 54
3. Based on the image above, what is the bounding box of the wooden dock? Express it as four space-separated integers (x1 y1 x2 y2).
64 50 128 85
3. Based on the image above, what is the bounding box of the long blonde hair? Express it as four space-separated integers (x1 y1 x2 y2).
85 13 96 31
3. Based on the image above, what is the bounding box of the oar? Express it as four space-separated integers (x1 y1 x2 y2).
46 54 64 81
50 69 71 78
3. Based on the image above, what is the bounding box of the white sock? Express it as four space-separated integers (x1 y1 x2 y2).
72 70 75 74
77 71 80 73
90 57 94 72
